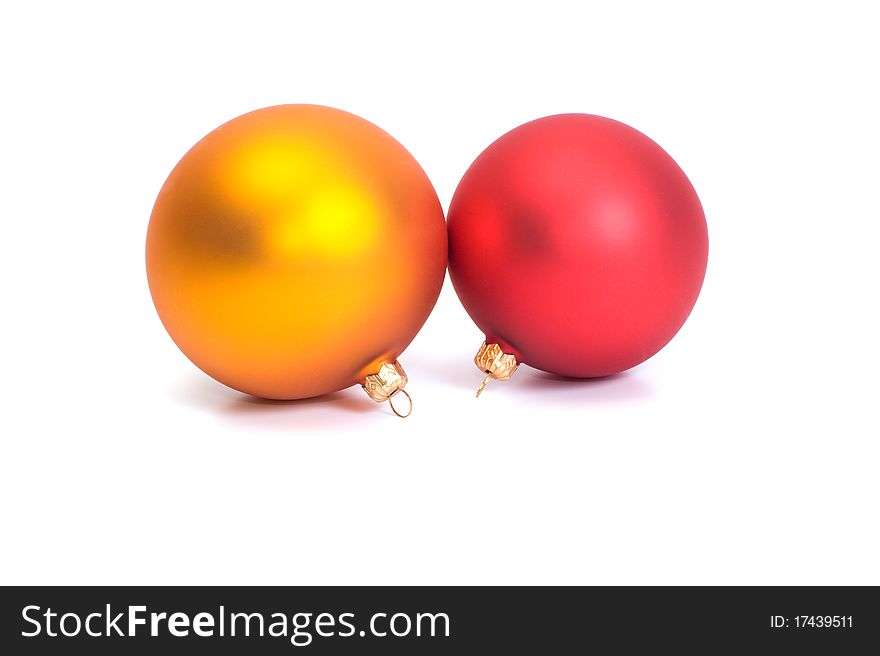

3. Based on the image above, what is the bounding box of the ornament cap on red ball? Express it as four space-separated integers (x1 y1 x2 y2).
474 341 519 397
448 113 709 391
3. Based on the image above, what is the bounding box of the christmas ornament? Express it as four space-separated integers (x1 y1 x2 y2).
448 114 708 394
146 105 447 415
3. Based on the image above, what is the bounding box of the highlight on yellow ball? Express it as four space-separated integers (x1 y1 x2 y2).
146 105 447 415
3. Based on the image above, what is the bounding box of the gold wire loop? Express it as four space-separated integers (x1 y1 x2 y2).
388 389 412 418
475 374 491 398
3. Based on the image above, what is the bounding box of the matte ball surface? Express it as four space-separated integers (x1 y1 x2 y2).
147 105 447 399
448 114 708 377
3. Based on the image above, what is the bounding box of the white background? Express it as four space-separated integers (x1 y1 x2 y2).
2 1 878 585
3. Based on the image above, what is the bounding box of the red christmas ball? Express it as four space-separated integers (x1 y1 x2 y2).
448 114 708 382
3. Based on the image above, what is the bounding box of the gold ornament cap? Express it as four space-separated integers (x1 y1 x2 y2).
474 341 519 397
361 360 412 417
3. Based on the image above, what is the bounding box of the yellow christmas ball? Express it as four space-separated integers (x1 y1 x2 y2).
146 105 447 406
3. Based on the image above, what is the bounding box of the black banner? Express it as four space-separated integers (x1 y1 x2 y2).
1 586 877 654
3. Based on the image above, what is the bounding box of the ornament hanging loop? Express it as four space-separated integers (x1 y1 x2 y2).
361 360 412 418
475 374 491 398
388 389 412 418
